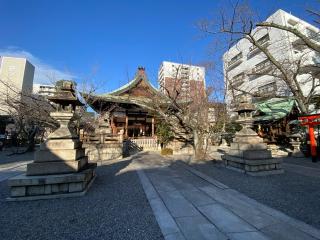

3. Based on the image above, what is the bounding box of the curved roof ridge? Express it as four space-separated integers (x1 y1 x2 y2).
99 67 159 97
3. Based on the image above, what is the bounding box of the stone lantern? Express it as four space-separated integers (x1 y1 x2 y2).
8 80 97 200
289 132 304 158
45 80 83 140
222 97 283 176
236 100 255 128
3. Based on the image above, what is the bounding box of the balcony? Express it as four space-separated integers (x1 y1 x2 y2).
230 73 245 88
227 52 243 70
230 80 244 89
251 60 273 75
227 58 243 70
248 34 270 57
248 41 270 57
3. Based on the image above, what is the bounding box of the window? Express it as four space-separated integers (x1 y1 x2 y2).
230 72 245 87
230 52 242 62
306 28 320 42
257 34 270 45
252 59 272 74
258 82 276 95
249 34 270 54
227 52 243 67
287 18 298 27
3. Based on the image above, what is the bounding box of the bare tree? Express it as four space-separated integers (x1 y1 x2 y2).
146 63 219 159
0 78 56 153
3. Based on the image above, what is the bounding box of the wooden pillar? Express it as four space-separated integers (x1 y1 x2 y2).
152 117 155 137
125 115 128 137
111 116 115 135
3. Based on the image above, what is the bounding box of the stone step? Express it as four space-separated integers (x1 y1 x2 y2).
35 148 85 162
40 139 82 150
223 155 282 165
228 149 272 160
26 157 88 175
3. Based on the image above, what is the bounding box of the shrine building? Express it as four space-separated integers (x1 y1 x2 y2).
87 67 160 138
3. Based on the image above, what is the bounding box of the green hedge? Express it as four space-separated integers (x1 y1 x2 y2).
161 148 173 155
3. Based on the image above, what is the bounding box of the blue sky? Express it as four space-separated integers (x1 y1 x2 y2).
0 0 318 93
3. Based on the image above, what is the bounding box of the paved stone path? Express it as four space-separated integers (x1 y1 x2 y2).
132 152 320 240
0 161 29 182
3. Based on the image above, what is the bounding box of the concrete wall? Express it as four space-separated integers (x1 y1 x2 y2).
0 57 35 115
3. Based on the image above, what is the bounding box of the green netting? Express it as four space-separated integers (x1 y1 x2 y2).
254 98 295 122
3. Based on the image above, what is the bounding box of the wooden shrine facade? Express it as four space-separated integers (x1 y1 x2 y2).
109 104 156 138
87 67 159 139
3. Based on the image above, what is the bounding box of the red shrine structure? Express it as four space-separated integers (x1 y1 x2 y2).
299 114 320 162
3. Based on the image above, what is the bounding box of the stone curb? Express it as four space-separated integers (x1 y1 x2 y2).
136 169 185 239
177 161 229 190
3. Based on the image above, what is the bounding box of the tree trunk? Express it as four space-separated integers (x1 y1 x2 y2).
193 130 205 160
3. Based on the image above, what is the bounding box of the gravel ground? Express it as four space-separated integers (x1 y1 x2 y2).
0 159 163 240
284 156 320 169
189 159 320 229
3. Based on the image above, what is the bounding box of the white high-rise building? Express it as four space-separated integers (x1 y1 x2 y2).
33 84 56 97
0 56 35 115
223 9 320 114
158 61 206 101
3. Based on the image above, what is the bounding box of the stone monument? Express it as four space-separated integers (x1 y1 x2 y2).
222 98 283 176
8 80 97 200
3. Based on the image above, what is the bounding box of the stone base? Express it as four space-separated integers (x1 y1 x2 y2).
226 166 284 176
26 157 88 175
83 143 123 162
291 151 305 158
7 163 97 201
223 155 283 176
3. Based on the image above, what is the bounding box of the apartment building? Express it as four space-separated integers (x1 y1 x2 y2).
0 56 35 115
223 9 320 115
158 61 206 102
33 83 56 97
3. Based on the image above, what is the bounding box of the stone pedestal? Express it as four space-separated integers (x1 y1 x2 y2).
7 80 97 201
268 144 289 157
223 128 283 176
8 164 96 201
82 114 123 162
83 142 123 162
220 138 229 148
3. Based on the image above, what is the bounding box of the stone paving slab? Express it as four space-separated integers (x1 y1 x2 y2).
198 203 256 233
164 232 185 240
170 177 197 191
228 231 271 240
179 188 216 207
200 186 279 229
133 153 320 240
175 215 228 240
158 190 200 218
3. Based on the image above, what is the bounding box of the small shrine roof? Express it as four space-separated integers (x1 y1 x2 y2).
254 97 296 122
